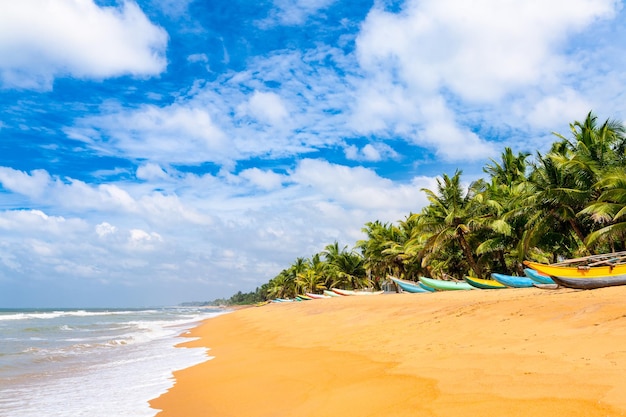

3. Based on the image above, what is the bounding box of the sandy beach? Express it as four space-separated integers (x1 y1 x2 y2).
150 287 626 416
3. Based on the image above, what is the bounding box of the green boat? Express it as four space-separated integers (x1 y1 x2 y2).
419 276 475 291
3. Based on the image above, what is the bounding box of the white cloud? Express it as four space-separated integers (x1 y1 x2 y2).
96 222 118 237
0 0 167 90
136 163 169 181
291 158 431 211
239 91 289 125
239 168 286 190
344 143 398 162
128 228 163 250
259 0 337 26
0 168 50 198
69 103 230 164
351 0 620 161
525 89 592 129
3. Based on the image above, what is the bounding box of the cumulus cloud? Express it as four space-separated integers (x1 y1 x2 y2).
239 168 286 190
0 0 167 90
351 0 620 161
238 91 290 125
68 103 230 164
344 142 398 162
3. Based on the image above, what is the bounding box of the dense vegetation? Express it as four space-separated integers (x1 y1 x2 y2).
219 112 626 304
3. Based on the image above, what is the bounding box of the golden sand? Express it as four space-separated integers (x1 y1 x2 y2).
150 287 626 416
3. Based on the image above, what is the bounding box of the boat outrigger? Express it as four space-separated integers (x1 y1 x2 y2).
524 251 626 289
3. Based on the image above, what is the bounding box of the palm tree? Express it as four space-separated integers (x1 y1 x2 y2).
418 170 485 278
322 242 368 289
523 112 626 259
582 167 626 251
295 254 328 294
475 148 531 273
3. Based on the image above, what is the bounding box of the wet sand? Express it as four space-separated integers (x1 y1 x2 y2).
151 287 626 416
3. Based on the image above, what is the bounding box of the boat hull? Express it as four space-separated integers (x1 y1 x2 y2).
549 274 626 290
464 276 507 289
418 276 474 291
523 268 555 284
305 292 330 299
331 288 384 296
491 273 535 288
524 261 626 278
389 277 430 293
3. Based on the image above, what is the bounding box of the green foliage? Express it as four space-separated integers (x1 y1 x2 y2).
217 111 626 301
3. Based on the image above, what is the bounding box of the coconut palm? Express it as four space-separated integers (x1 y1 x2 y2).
295 254 328 294
582 167 626 251
418 170 485 278
322 242 368 289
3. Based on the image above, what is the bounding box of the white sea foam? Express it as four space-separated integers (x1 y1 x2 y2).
0 308 227 417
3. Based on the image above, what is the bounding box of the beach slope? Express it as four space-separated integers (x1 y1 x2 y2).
151 287 626 416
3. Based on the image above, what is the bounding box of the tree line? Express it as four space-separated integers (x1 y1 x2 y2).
217 112 626 304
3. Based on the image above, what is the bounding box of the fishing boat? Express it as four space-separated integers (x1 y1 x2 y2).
491 273 535 288
463 276 507 289
418 276 474 291
305 292 331 299
389 276 430 293
524 260 626 279
523 268 555 284
524 261 626 289
331 288 385 296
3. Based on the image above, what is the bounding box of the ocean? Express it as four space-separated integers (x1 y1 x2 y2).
0 307 227 417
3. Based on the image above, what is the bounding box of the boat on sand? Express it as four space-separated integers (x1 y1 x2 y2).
389 276 431 293
491 273 535 288
524 253 626 289
523 268 555 284
331 288 384 296
418 276 474 291
464 276 507 289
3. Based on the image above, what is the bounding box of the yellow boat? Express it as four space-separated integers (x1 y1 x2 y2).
524 260 626 290
524 260 626 278
463 276 507 289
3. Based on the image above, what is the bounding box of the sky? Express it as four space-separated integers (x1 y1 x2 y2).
1 0 626 307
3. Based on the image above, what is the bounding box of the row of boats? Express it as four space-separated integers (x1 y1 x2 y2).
271 288 385 302
270 252 626 302
392 252 626 293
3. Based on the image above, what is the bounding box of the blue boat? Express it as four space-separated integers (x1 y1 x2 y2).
389 276 430 293
491 273 535 288
523 268 555 284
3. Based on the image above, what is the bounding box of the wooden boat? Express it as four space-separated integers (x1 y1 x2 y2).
524 260 626 279
418 276 474 291
523 268 555 284
533 283 560 290
331 288 384 296
305 292 331 299
491 273 535 288
524 263 626 290
271 298 294 303
418 281 437 292
463 276 507 289
389 276 430 293
323 289 341 297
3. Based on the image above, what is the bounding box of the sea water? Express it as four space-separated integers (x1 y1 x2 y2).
0 307 227 417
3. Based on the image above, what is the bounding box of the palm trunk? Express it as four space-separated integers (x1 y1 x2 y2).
568 218 591 254
457 233 482 278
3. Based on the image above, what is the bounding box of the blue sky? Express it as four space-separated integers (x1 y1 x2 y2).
1 0 625 307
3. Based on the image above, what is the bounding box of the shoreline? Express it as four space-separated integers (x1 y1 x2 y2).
150 288 626 416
